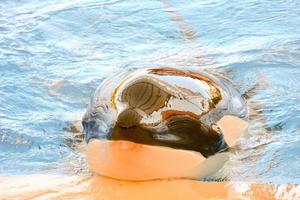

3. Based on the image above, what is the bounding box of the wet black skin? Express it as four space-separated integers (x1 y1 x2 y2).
82 114 229 158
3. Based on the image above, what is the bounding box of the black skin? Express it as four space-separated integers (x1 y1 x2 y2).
83 114 229 158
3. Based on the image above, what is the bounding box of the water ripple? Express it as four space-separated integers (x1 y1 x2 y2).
0 0 299 183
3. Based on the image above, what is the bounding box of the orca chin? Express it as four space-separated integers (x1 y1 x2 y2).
86 139 229 180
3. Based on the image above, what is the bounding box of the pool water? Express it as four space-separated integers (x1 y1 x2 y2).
0 0 300 184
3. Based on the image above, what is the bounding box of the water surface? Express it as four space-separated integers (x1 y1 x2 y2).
0 0 300 184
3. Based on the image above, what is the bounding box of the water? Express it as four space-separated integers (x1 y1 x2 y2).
0 0 300 184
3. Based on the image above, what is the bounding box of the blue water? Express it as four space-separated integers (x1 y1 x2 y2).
0 0 299 184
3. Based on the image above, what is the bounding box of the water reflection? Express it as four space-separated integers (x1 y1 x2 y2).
2 174 299 199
